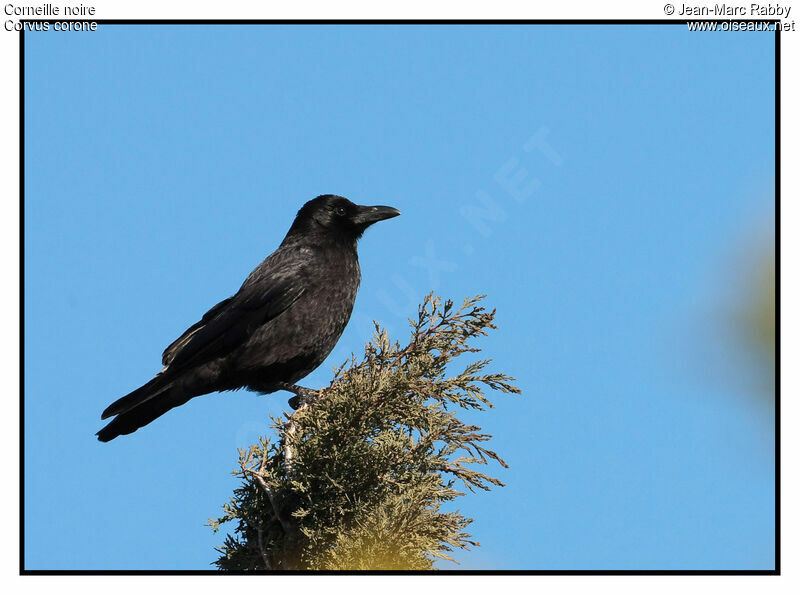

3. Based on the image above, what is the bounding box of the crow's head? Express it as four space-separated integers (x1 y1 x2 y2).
287 194 401 241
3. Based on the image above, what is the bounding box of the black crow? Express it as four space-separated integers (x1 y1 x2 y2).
97 194 400 442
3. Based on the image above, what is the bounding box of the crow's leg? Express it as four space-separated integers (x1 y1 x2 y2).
276 383 320 410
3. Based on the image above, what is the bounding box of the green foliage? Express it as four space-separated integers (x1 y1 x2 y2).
742 248 775 384
209 294 521 570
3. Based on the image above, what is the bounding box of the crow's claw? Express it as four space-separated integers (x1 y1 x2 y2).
278 383 320 410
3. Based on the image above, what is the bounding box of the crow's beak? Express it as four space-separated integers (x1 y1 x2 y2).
354 205 402 227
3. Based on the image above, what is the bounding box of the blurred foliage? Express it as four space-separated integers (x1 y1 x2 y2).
209 295 520 570
738 246 775 393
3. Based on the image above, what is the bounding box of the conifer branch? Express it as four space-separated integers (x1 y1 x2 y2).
210 294 521 570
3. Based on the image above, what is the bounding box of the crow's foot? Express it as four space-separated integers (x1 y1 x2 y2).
277 383 320 410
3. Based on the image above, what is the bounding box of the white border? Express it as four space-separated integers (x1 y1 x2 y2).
2 1 794 592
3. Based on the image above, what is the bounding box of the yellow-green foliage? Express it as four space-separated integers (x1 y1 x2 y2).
743 249 775 381
210 295 520 570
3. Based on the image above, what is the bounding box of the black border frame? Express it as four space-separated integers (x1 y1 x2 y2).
19 18 781 576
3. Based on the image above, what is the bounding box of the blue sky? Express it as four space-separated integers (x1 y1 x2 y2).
24 24 775 570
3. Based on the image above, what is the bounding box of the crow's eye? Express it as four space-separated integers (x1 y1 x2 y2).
335 206 347 216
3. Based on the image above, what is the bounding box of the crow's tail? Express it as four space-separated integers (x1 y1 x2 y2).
96 383 194 442
97 374 191 442
101 374 173 420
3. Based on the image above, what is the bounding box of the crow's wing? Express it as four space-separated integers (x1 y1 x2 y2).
161 261 306 373
162 296 234 366
101 273 305 423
